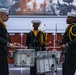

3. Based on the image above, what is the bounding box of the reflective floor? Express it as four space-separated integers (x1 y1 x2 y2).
9 64 76 75
9 64 62 75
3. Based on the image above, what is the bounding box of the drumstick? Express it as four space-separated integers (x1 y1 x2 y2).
45 46 61 49
12 42 27 49
46 41 51 45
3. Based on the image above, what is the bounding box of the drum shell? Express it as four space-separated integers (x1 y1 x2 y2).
36 51 57 74
14 49 35 67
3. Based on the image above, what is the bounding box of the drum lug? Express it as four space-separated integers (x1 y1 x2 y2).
50 64 55 71
20 60 26 65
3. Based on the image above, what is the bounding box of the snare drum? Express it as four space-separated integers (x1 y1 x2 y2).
36 51 57 74
14 49 35 67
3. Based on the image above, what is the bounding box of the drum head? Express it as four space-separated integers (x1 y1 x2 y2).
14 49 35 53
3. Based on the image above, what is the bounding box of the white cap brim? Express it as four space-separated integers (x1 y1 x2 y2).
67 12 76 17
0 8 9 14
31 20 41 24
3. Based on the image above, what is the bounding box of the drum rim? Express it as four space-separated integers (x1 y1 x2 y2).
14 49 35 53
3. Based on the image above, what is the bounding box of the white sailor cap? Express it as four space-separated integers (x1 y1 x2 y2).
31 20 41 25
67 12 76 17
0 8 9 14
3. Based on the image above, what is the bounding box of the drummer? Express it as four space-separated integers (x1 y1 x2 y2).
26 20 47 75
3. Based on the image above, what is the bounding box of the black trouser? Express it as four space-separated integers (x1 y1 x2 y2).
62 55 76 75
30 46 45 75
30 66 45 75
30 59 45 75
0 56 9 75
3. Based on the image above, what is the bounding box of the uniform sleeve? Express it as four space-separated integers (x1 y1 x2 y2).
68 25 76 46
43 32 47 45
0 24 7 46
0 37 7 46
26 33 31 47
